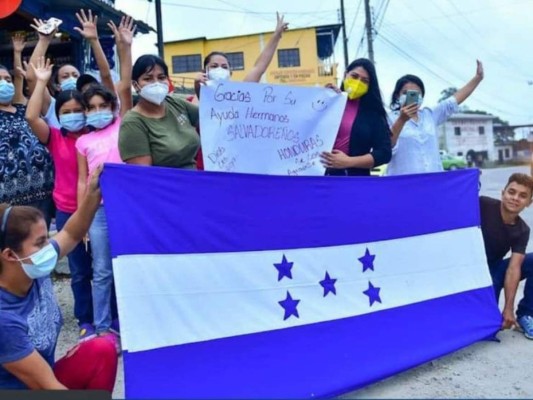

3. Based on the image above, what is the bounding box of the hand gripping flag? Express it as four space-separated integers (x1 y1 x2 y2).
100 165 501 399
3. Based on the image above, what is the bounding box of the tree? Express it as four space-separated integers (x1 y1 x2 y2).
438 87 457 103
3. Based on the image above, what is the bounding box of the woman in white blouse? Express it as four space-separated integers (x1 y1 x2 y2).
386 60 484 176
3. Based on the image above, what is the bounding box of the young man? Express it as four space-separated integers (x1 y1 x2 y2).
480 173 533 339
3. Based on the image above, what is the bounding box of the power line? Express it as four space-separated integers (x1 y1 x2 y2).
128 0 345 16
347 0 363 38
376 31 531 118
382 0 531 27
443 0 531 79
378 22 532 116
374 0 390 32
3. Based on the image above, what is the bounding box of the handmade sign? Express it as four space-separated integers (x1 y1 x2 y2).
199 81 347 175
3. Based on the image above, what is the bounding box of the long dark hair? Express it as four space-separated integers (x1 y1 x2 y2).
343 58 387 120
390 74 425 111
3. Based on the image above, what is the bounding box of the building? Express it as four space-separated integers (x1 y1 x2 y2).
0 0 152 76
163 24 341 91
439 113 496 162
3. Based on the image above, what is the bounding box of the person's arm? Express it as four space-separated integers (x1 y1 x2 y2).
125 155 153 165
76 152 89 218
453 60 484 105
108 16 136 117
27 19 55 115
321 115 392 169
501 252 524 329
3 351 67 390
193 72 207 99
119 117 153 165
320 151 375 169
243 12 288 83
390 103 418 147
74 9 114 93
182 98 199 128
55 165 102 258
25 57 54 144
12 34 27 105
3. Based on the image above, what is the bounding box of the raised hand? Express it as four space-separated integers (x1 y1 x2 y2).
15 61 29 79
30 56 54 83
74 9 99 41
108 15 137 46
475 60 484 81
12 33 26 53
274 12 289 36
30 18 56 41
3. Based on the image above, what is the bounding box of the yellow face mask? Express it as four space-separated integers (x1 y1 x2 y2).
343 78 369 100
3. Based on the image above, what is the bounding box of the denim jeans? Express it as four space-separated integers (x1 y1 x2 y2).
89 206 114 333
489 253 533 318
55 210 94 325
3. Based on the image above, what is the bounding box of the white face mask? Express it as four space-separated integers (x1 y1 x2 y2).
207 67 231 81
138 82 169 105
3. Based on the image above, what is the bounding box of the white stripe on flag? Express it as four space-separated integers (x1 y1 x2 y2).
113 227 491 352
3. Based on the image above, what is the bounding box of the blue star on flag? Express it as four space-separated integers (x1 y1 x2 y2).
274 254 293 281
278 291 300 320
319 271 337 297
358 248 376 272
363 281 382 306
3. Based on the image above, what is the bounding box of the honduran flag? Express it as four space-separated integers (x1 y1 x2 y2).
100 164 501 399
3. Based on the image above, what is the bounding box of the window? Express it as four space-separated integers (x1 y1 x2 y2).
505 148 510 158
454 127 461 136
457 152 463 156
278 49 301 68
478 126 485 135
172 54 201 73
226 52 244 70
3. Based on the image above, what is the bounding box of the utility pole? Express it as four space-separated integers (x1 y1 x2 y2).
154 0 164 58
339 0 349 70
363 0 374 63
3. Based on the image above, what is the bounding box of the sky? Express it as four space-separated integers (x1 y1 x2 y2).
113 0 533 131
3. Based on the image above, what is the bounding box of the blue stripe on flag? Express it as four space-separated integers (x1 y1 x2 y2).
122 286 500 399
100 164 480 256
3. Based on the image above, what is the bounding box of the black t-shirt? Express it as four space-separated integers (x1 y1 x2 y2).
479 196 530 265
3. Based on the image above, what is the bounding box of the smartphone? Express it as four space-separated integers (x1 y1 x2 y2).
404 90 420 106
37 18 62 35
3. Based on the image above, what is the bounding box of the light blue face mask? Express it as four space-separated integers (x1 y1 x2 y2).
60 77 77 91
59 112 86 132
86 110 114 130
16 243 58 279
0 79 15 104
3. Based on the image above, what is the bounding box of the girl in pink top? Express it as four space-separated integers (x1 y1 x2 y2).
75 83 130 345
25 57 96 341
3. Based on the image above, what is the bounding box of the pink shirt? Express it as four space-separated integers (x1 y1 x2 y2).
333 100 360 154
47 128 81 213
76 117 123 181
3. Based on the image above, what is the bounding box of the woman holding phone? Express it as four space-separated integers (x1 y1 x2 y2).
386 60 484 176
